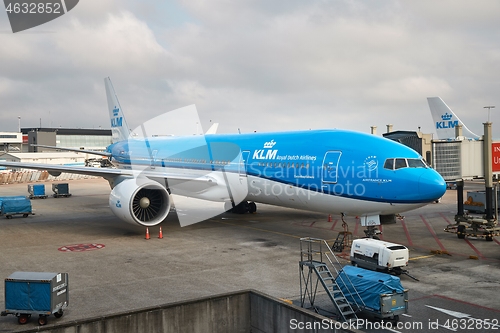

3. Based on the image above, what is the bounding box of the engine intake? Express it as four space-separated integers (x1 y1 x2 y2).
109 178 170 226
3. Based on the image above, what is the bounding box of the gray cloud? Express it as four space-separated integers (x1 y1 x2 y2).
0 0 499 139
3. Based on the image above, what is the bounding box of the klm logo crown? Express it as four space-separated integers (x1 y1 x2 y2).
441 113 452 121
263 140 276 149
113 106 120 117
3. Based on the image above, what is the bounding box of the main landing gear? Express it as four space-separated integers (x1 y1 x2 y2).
224 201 257 214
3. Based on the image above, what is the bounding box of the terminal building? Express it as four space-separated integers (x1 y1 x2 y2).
0 128 112 170
22 128 112 153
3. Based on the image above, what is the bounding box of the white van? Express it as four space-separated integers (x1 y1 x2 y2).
350 238 409 274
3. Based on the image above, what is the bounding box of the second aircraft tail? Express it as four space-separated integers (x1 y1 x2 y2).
427 97 479 140
105 77 132 143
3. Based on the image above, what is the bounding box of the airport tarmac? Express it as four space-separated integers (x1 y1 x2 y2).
0 178 499 332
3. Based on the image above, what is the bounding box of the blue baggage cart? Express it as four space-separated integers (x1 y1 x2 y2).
28 184 47 199
1 272 69 326
0 196 33 219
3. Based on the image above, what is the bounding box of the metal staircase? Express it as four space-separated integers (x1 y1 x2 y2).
299 237 365 322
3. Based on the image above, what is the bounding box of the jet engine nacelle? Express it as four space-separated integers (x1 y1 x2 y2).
109 178 171 226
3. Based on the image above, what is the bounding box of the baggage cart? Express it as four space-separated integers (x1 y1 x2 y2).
28 184 47 199
0 196 33 219
52 183 71 198
335 266 408 321
1 272 69 326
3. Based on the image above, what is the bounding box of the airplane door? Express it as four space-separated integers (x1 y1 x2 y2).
322 151 342 184
150 150 158 169
239 151 250 177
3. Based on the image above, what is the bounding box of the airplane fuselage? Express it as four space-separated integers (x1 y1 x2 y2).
107 129 446 216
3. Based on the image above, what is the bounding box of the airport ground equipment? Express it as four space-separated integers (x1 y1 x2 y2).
446 180 500 241
463 190 500 213
0 196 33 219
350 238 409 275
1 272 68 326
28 184 47 199
299 237 364 322
331 216 353 252
52 183 71 198
335 266 408 321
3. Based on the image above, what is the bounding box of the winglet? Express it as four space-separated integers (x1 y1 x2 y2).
427 97 479 140
105 77 131 143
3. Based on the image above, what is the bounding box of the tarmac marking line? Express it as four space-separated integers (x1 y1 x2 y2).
400 219 413 246
409 254 436 261
464 239 486 259
329 219 339 230
439 212 453 225
420 215 447 252
431 294 500 313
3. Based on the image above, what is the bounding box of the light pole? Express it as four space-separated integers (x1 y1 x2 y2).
484 105 495 122
18 116 21 132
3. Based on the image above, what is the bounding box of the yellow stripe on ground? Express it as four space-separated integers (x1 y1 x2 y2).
409 254 436 261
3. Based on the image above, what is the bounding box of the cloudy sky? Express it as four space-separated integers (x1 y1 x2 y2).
0 0 499 138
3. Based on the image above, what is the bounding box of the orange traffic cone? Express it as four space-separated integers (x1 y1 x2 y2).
145 227 150 240
158 227 163 239
328 214 332 222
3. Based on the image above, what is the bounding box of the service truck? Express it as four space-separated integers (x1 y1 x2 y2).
350 238 409 275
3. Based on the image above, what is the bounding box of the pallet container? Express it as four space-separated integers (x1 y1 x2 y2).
52 183 71 198
28 184 48 199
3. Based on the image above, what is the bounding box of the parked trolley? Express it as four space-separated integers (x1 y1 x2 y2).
1 272 69 326
0 196 33 219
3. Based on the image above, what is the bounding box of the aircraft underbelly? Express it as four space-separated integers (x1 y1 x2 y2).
246 176 424 216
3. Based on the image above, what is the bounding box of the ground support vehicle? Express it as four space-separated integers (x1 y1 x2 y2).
350 238 409 275
1 272 69 326
335 266 408 321
446 215 500 241
0 196 33 219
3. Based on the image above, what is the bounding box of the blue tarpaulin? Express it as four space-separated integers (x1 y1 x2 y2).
5 281 51 312
0 196 32 214
335 266 405 312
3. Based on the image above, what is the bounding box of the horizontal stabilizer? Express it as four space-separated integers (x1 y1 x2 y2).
30 144 112 157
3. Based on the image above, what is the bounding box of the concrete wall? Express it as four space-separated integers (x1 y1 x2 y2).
17 290 363 333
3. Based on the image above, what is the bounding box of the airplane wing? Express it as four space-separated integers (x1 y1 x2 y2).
0 161 218 185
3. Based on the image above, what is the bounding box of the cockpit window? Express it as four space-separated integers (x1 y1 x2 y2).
383 158 394 170
407 159 426 168
395 158 407 169
384 158 428 170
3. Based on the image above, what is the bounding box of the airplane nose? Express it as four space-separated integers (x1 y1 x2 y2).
419 169 447 201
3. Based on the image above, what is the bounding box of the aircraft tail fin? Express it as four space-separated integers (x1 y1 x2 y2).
105 77 131 143
427 97 479 140
205 123 219 134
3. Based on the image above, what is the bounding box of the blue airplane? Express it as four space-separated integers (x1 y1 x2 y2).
0 78 446 228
